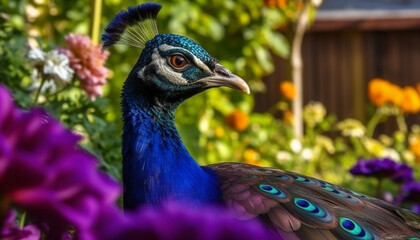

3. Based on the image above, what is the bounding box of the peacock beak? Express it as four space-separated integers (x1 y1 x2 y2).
197 64 250 94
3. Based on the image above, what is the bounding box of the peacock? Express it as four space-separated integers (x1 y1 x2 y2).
102 3 420 239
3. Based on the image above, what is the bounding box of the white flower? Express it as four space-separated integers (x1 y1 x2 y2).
27 46 74 93
301 148 313 161
27 45 46 66
43 50 74 84
380 148 400 162
276 151 292 164
290 139 302 153
311 0 323 7
336 119 366 138
28 76 57 93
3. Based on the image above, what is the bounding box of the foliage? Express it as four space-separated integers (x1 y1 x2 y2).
0 15 122 181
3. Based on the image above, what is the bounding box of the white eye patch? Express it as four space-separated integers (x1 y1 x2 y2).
136 44 213 86
158 44 213 75
137 48 187 85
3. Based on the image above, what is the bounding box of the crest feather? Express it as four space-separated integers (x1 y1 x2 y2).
102 3 161 49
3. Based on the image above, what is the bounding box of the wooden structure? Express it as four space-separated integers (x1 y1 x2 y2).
255 0 420 132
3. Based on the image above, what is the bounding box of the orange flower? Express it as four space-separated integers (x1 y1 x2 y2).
400 86 420 114
279 81 296 100
283 110 294 124
368 78 391 106
416 83 420 95
388 84 404 106
264 0 287 8
225 110 249 131
243 148 260 165
410 138 420 163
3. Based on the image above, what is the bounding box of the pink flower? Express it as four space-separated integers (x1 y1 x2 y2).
59 34 110 100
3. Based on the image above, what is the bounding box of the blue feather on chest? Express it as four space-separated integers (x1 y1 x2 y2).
122 103 221 209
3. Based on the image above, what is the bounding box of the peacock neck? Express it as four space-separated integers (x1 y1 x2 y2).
121 88 221 210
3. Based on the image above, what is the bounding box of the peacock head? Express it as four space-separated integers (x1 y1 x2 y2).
102 3 249 106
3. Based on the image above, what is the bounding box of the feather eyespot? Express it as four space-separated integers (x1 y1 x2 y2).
259 184 286 199
293 175 316 184
349 190 371 199
168 54 190 70
318 180 332 187
322 186 360 203
294 198 332 222
339 217 374 240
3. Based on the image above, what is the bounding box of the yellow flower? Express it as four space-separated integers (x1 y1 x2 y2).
243 148 260 165
225 110 249 132
363 138 385 156
303 101 326 127
315 136 335 154
400 86 420 114
368 78 391 106
214 126 225 138
279 81 296 100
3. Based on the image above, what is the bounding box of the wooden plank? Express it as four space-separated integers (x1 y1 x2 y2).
256 29 420 135
310 18 420 32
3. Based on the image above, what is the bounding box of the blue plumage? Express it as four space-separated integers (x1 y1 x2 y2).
115 10 226 208
104 3 420 239
121 100 221 208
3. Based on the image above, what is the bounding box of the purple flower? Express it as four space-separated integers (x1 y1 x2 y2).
391 163 414 184
350 158 413 183
0 85 121 238
412 204 420 214
350 158 396 178
401 181 420 203
85 202 279 240
1 211 40 240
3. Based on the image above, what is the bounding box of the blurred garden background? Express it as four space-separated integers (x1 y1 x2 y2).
2 0 420 229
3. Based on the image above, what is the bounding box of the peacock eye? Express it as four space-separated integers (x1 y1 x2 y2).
168 54 189 70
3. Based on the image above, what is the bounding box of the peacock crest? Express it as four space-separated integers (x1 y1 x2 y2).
102 3 161 49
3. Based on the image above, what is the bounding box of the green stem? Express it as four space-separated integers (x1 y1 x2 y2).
366 108 385 138
46 82 72 97
350 137 364 155
19 212 26 229
33 75 46 107
396 113 407 134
